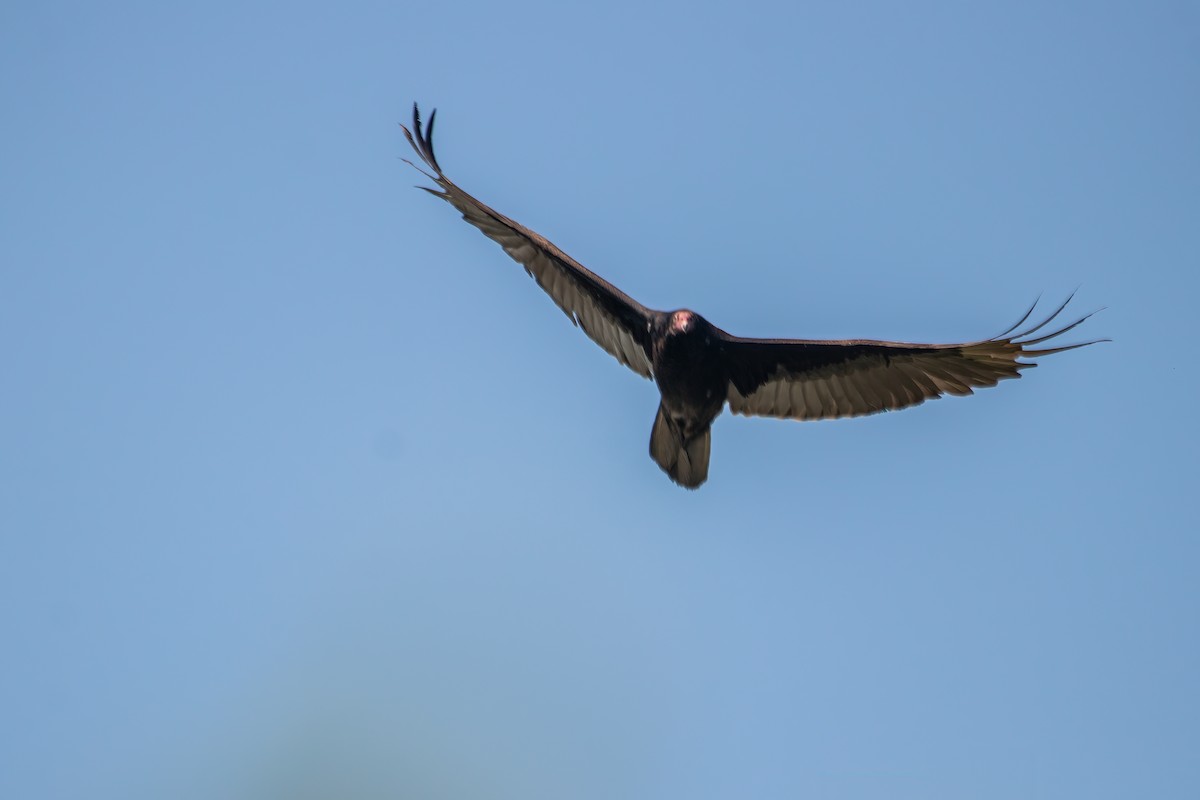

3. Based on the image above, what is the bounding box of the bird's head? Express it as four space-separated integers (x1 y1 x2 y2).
669 309 697 335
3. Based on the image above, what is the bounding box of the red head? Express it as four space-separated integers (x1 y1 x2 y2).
670 310 696 334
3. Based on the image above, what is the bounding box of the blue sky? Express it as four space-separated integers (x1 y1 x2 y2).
2 1 1197 798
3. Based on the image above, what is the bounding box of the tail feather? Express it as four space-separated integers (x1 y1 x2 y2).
649 405 711 489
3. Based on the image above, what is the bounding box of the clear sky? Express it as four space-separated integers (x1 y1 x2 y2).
2 1 1197 798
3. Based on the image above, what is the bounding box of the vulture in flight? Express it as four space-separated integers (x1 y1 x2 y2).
401 104 1100 489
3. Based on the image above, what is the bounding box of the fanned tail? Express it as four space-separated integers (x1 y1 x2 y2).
649 405 711 490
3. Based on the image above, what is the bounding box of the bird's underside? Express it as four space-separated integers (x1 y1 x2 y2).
401 104 1103 489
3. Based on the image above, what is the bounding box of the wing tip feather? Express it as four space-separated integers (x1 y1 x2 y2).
991 293 1107 358
402 101 444 177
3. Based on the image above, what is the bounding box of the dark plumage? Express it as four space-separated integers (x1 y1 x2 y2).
401 104 1102 489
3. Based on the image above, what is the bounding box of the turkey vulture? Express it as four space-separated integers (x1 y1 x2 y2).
401 104 1101 489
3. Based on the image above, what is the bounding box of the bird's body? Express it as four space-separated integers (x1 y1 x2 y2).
648 311 728 487
653 311 727 437
401 105 1101 489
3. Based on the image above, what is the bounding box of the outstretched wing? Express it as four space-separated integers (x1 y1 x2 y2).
401 104 655 378
722 296 1103 421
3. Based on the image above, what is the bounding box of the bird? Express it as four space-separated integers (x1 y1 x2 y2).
400 104 1101 489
